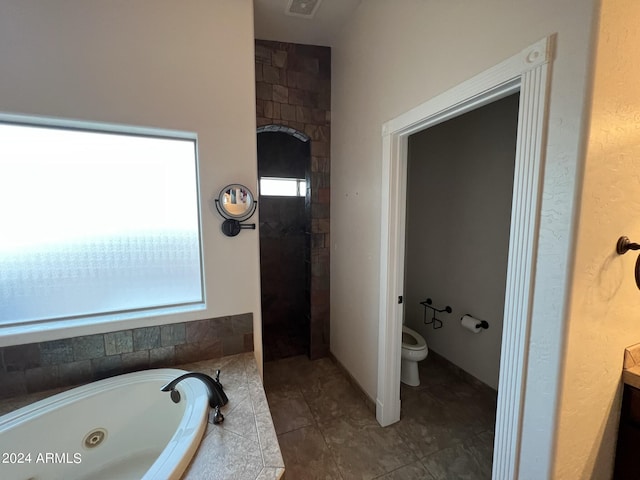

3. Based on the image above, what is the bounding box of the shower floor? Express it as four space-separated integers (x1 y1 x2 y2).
262 320 308 362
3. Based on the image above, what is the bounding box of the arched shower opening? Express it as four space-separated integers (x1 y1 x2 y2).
257 126 311 361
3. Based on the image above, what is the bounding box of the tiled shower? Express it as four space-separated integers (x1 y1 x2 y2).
255 40 331 360
258 131 310 361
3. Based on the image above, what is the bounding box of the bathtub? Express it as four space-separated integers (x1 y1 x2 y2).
0 368 209 480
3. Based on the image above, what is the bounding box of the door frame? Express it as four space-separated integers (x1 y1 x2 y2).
376 36 553 479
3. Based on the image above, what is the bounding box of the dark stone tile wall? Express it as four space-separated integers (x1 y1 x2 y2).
0 313 253 399
255 39 330 360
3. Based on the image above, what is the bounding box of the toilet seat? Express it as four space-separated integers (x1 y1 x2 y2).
401 325 428 386
402 326 426 351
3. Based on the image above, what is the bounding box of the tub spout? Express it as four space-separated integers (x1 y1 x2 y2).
161 371 228 422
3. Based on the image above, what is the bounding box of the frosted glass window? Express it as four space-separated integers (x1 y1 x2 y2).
0 117 204 328
260 177 306 197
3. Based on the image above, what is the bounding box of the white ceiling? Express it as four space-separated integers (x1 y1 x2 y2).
253 0 362 47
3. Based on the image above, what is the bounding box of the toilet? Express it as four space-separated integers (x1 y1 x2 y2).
401 325 429 386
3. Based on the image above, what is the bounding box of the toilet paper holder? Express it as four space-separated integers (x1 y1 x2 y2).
461 314 490 330
420 298 452 329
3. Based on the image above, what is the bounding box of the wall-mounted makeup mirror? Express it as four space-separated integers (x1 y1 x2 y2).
214 184 257 236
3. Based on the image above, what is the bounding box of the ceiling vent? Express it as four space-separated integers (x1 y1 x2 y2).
285 0 322 18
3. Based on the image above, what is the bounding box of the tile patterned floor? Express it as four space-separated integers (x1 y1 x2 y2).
264 354 496 480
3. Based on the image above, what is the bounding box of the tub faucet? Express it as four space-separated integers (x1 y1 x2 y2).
161 370 229 424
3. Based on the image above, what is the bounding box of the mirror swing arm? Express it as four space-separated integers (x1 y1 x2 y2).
214 183 258 237
214 199 257 236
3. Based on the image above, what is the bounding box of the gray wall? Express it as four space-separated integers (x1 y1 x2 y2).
404 94 519 389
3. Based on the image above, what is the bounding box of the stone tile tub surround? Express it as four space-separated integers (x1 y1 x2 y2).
0 313 254 400
0 353 284 480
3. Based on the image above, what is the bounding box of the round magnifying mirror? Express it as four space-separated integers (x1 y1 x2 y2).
217 184 256 221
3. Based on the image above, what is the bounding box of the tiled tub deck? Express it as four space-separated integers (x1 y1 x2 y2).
0 352 284 480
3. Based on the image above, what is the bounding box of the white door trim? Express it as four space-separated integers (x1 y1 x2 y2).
377 36 553 479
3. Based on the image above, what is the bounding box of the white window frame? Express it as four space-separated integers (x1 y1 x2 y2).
0 113 207 346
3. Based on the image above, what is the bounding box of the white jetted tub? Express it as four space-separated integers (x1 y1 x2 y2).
0 368 209 480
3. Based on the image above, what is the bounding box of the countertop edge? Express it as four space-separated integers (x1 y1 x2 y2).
622 343 640 389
